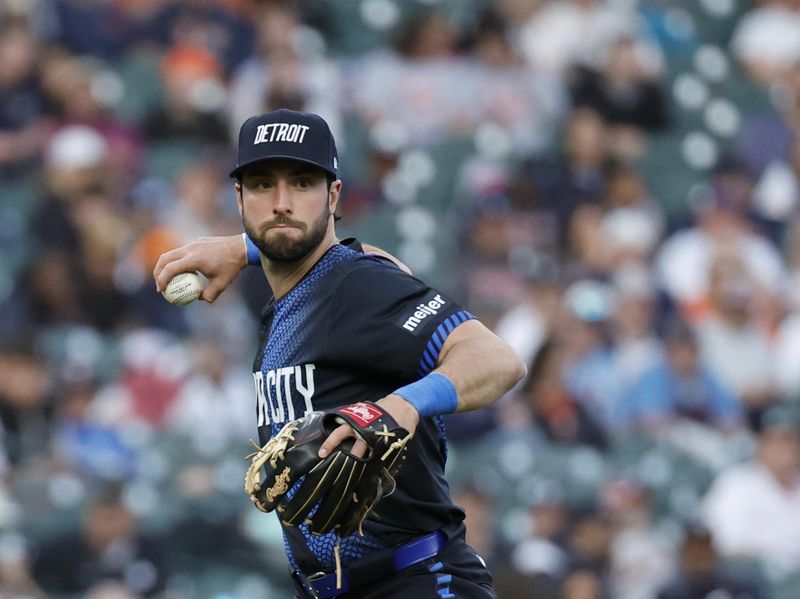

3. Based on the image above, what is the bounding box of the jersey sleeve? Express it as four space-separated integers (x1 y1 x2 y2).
325 260 475 381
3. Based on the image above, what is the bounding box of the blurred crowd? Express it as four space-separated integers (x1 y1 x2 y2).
2 0 800 597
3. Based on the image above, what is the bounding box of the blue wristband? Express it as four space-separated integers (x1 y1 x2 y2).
243 233 261 266
393 373 458 418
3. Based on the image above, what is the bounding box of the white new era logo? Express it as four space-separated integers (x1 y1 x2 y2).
254 123 310 145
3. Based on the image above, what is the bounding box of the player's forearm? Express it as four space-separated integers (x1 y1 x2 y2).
433 320 527 413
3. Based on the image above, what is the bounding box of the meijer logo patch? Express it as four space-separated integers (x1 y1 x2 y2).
401 294 447 332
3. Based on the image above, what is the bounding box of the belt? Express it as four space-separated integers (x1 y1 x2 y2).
299 530 447 599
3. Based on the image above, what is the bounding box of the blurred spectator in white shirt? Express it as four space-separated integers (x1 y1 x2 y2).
349 10 474 146
516 0 662 82
696 255 777 416
655 160 785 323
752 138 800 224
603 478 677 599
164 339 254 449
495 256 563 369
731 0 800 87
703 405 800 574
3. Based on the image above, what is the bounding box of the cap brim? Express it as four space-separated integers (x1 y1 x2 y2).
229 156 337 179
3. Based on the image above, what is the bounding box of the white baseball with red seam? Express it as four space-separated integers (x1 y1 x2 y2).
161 272 204 305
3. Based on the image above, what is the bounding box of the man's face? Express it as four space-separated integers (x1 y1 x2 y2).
235 159 339 263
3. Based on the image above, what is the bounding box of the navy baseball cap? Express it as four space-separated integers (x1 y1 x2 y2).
229 108 338 179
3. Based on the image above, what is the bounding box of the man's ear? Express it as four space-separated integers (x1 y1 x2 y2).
234 182 244 217
329 180 342 215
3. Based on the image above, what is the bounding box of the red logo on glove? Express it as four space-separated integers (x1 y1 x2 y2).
339 403 383 428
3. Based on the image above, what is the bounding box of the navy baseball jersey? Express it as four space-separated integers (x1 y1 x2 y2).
252 241 475 576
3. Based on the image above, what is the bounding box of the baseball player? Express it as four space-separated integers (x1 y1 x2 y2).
154 109 526 598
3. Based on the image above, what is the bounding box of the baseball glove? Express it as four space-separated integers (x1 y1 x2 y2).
244 401 412 537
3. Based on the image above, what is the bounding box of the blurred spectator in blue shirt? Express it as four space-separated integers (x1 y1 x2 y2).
560 280 621 434
615 318 743 431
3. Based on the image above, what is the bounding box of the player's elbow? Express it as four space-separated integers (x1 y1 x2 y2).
482 333 528 395
504 343 528 390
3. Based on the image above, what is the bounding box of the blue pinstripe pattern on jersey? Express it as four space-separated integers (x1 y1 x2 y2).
260 244 388 572
417 311 475 376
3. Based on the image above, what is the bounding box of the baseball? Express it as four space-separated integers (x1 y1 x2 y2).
162 272 204 305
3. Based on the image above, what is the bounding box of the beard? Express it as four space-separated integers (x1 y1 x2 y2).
243 206 330 263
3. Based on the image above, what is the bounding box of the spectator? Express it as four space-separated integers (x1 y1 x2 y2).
703 404 800 573
142 0 252 72
465 7 564 154
459 194 535 325
730 0 800 87
561 568 605 599
523 338 607 449
141 45 229 145
603 479 677 599
570 36 668 134
26 126 133 331
350 9 473 145
517 108 609 252
52 380 137 481
658 527 766 599
564 511 613 583
601 162 665 267
696 255 776 418
31 489 167 597
495 256 563 368
0 346 51 466
772 242 800 400
163 338 254 448
516 0 662 81
752 137 800 225
0 18 51 174
510 484 571 590
615 318 743 431
655 161 785 322
609 264 663 390
560 280 621 434
38 51 142 194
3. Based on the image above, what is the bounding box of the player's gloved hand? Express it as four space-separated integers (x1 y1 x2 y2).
244 402 412 537
153 235 246 303
318 394 420 459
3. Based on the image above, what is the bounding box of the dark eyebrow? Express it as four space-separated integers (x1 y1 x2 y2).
245 165 324 178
